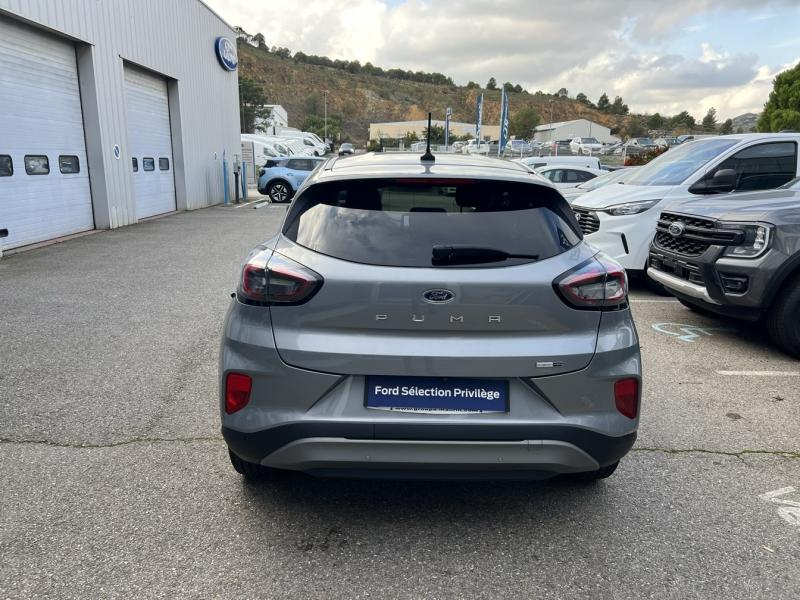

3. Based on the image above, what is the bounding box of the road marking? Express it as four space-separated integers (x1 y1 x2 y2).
651 322 734 342
717 370 800 377
759 487 800 527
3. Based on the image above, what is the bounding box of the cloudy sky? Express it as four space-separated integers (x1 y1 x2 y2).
205 0 800 120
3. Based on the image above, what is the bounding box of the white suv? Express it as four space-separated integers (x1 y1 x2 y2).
571 133 800 273
570 137 603 155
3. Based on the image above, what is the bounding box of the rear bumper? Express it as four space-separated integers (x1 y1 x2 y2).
223 423 636 473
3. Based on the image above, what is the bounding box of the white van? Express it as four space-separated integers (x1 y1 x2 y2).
571 133 800 273
273 129 327 155
513 155 602 170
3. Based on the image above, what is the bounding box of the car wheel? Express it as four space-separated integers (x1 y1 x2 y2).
228 449 283 480
268 181 291 203
766 273 800 358
572 461 619 482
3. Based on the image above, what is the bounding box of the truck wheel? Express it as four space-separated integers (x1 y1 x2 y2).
766 273 800 358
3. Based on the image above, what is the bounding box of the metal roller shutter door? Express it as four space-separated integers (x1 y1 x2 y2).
124 66 176 219
0 17 94 251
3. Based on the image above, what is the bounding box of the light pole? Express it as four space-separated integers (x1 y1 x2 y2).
323 90 329 146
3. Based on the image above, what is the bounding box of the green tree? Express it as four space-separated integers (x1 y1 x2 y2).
513 84 524 93
503 82 514 92
238 76 272 133
421 124 453 145
647 113 665 130
486 77 497 90
701 107 718 131
624 117 646 138
597 93 610 112
466 81 481 89
669 110 696 130
575 92 589 105
758 62 800 132
402 131 420 145
301 114 343 139
509 107 540 138
252 33 266 49
555 87 569 98
720 118 734 134
611 96 629 115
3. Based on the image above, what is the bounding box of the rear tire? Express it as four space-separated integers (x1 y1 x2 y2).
228 449 283 481
572 461 619 482
267 181 292 203
766 273 800 358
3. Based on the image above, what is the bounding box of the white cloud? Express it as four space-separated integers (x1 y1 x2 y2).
207 0 799 119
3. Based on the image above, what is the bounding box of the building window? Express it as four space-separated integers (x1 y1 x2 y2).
143 157 155 171
24 155 50 175
0 155 12 177
159 157 169 171
59 155 80 174
132 157 139 172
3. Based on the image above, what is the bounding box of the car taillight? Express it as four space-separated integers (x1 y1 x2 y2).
225 372 252 414
614 378 639 419
554 256 628 310
237 250 323 306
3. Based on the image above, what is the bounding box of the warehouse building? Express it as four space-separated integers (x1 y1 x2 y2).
0 0 241 252
369 120 501 143
533 119 619 144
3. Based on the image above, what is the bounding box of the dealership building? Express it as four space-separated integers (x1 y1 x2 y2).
0 0 241 252
533 119 619 144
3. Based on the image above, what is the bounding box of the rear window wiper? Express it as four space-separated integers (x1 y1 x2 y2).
432 245 539 266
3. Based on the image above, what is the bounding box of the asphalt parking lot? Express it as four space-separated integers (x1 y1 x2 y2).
1 206 799 599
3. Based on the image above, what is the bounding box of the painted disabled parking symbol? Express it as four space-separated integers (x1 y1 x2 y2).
651 322 735 343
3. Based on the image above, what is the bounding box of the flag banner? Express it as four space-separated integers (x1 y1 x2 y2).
475 94 484 146
498 89 510 157
445 107 452 148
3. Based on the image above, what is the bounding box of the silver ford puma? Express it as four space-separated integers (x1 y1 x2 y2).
220 152 641 481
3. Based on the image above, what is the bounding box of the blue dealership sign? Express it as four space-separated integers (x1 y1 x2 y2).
215 36 238 71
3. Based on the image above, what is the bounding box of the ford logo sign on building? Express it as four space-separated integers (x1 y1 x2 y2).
215 37 238 71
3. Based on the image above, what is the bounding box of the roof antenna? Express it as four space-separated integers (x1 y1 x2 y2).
421 112 435 162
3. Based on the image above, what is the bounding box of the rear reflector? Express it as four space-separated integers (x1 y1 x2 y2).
614 378 639 419
225 372 252 414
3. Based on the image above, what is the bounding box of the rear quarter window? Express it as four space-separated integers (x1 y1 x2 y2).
283 179 581 268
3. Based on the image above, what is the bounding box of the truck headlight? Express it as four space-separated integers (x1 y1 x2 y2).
723 224 773 258
603 199 660 216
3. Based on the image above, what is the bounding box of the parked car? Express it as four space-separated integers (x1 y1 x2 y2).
464 138 491 155
514 155 602 170
648 177 800 357
451 140 466 153
504 139 533 156
628 137 658 151
338 143 355 156
257 156 326 202
540 139 573 156
654 136 680 149
222 152 641 481
600 142 623 156
569 137 603 155
560 167 638 204
615 142 646 156
571 133 800 275
535 165 605 189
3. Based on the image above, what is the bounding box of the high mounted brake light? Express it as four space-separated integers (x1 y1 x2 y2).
554 255 628 310
237 250 323 306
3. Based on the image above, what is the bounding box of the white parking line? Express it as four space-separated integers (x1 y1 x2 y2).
716 370 800 377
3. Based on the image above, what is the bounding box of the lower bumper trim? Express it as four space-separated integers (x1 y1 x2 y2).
222 423 637 470
647 267 720 304
262 437 599 473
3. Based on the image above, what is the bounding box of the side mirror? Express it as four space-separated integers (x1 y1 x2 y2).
690 168 737 194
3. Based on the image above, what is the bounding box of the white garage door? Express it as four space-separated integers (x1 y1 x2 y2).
124 66 176 219
0 17 94 250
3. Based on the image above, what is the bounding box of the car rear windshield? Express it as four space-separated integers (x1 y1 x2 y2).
624 138 740 186
283 179 580 267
